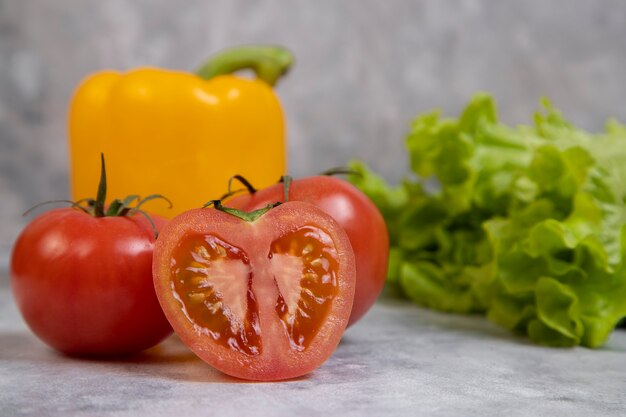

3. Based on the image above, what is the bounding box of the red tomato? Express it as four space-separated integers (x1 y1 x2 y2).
153 201 355 381
10 208 172 356
228 176 389 326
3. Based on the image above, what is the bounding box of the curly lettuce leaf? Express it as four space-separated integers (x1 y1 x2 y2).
350 93 626 347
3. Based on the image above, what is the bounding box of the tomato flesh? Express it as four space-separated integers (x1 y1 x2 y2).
153 202 355 381
172 235 261 356
171 226 340 356
270 226 339 351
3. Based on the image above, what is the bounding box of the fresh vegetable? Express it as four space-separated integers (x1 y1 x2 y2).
227 175 388 326
10 155 172 355
152 198 355 381
69 45 292 218
350 94 626 347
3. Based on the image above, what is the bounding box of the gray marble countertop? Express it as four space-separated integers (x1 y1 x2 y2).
1 284 625 417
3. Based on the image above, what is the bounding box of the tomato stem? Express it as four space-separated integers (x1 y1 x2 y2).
23 154 169 237
130 208 161 238
230 175 258 194
203 199 281 222
220 175 259 200
220 174 296 203
94 153 107 217
22 200 91 216
134 194 172 211
319 167 361 177
278 175 292 202
108 195 140 216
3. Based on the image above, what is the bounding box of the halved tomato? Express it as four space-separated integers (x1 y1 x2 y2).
152 201 355 381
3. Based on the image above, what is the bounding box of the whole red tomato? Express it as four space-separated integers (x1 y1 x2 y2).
11 208 172 356
228 176 389 326
153 201 356 381
10 154 172 356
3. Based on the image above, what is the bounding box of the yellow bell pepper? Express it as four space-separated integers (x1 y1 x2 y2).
68 45 292 217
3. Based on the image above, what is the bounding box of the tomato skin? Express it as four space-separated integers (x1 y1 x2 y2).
153 202 356 381
10 208 172 356
228 176 389 326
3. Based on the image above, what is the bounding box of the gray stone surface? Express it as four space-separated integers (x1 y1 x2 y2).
2 0 626 271
1 286 625 416
3 4 626 412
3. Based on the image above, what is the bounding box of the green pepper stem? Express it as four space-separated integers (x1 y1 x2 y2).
195 45 294 86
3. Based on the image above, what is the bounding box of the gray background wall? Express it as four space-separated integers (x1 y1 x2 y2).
2 0 626 273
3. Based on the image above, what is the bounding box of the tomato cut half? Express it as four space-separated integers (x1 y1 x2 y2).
153 201 355 381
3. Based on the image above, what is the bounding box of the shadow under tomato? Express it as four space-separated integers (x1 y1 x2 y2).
63 340 198 365
132 335 317 384
0 330 319 384
62 335 231 383
88 336 315 384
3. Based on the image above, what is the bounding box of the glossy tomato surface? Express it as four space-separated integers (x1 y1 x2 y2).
10 208 172 356
153 202 355 381
228 176 388 326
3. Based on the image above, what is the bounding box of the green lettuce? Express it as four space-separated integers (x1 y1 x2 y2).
349 94 626 347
